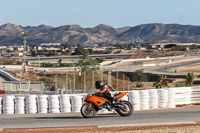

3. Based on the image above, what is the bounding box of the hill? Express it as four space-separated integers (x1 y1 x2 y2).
1 23 200 46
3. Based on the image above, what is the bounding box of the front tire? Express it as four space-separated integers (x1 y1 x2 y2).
81 103 96 118
115 101 133 117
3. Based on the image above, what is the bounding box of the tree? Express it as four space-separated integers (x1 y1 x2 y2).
76 50 99 71
130 70 147 87
185 72 197 86
76 57 99 71
153 75 168 89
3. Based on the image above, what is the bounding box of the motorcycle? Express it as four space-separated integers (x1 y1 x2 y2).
81 91 133 118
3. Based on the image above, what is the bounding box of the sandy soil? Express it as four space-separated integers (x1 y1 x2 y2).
0 76 5 82
174 64 200 74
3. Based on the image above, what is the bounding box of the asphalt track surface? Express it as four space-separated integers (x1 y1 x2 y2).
146 59 200 74
0 108 200 129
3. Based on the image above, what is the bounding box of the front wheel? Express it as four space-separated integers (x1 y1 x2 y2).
81 103 96 118
115 101 133 117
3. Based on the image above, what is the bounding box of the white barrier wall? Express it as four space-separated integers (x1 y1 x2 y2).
0 97 2 114
0 86 200 115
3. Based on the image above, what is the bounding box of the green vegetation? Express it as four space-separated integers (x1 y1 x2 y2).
153 75 168 89
175 82 186 87
130 70 147 88
185 72 197 86
0 59 22 65
39 74 55 84
40 62 73 67
74 47 102 71
72 47 93 55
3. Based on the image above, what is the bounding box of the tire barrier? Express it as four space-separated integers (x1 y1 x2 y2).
38 95 48 114
15 97 25 114
139 90 150 110
149 89 158 109
60 94 71 113
3 96 15 114
0 97 2 114
49 95 60 113
128 91 140 110
167 88 176 108
0 86 200 115
158 89 168 108
25 95 37 114
71 96 83 113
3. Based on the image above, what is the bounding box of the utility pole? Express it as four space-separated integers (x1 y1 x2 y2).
92 70 95 90
21 31 27 72
65 73 68 91
55 74 57 91
84 71 86 93
73 72 75 93
123 73 125 91
100 71 103 81
116 70 118 91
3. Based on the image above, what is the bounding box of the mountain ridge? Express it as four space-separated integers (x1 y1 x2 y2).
1 23 200 46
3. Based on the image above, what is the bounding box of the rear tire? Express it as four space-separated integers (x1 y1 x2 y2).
81 103 96 118
115 101 133 117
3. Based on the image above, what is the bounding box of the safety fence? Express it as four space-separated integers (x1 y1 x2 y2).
0 86 200 115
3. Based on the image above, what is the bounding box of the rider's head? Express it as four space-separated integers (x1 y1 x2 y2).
95 80 104 89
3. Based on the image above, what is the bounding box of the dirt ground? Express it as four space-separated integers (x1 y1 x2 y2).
174 64 200 74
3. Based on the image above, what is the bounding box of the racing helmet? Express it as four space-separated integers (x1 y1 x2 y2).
95 80 104 89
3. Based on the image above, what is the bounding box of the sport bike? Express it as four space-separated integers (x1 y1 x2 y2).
81 91 133 118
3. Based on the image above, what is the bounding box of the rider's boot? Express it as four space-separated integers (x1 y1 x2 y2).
110 97 117 106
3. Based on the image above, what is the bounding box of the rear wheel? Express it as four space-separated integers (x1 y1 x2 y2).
81 103 96 118
115 101 133 117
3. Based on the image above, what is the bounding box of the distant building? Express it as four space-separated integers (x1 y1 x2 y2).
148 43 200 50
2 52 23 57
40 43 61 47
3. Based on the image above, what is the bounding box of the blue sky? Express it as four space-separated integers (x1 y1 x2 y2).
0 0 200 28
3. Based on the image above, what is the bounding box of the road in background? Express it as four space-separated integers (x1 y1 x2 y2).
145 59 200 75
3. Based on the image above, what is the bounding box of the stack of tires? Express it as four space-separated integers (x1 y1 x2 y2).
25 95 37 114
0 97 2 114
60 94 71 113
49 95 60 113
3 96 15 114
167 89 176 108
158 89 168 108
128 91 140 111
139 90 149 110
38 95 48 114
15 97 25 114
149 89 158 109
71 96 83 112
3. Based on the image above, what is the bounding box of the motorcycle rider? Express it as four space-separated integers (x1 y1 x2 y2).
95 80 117 105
